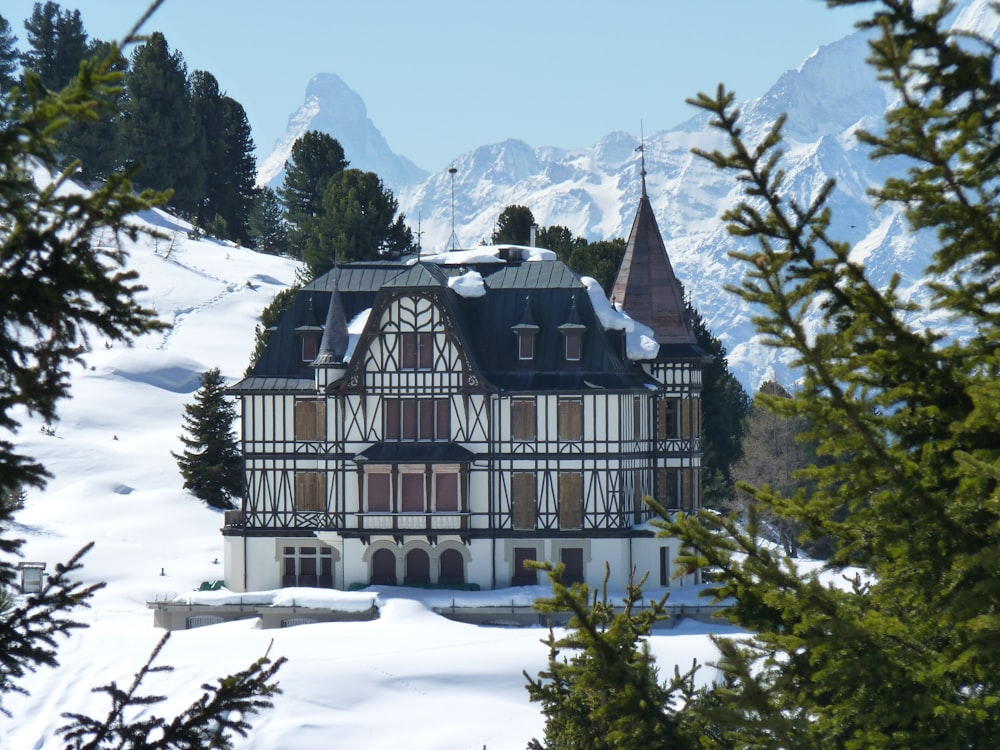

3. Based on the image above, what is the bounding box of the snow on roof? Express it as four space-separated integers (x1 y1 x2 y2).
343 307 371 362
582 277 660 360
413 244 558 265
448 269 486 298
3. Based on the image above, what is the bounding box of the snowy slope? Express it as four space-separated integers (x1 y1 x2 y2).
3 196 739 749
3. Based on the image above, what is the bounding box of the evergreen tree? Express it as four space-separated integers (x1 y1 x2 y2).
301 167 413 278
654 1 1000 746
566 238 626 295
526 564 699 749
278 130 348 255
249 186 289 255
0 15 18 95
173 367 242 510
56 37 126 181
218 94 256 243
190 69 226 230
188 71 256 243
20 2 89 91
536 223 584 261
121 31 204 215
691 307 750 510
1 19 282 739
491 204 535 244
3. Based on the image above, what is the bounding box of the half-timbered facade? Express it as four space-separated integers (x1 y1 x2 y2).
224 187 706 592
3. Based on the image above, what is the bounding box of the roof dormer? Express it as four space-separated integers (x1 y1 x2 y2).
511 295 539 362
558 296 586 363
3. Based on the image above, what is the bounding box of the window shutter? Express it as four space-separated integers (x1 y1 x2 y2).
511 473 537 530
295 472 326 512
401 472 424 512
558 399 583 441
436 399 451 440
435 473 459 511
559 472 583 529
367 473 391 512
295 400 326 441
511 399 536 441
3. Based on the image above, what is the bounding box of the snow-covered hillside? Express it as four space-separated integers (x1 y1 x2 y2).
4 199 738 749
259 0 996 389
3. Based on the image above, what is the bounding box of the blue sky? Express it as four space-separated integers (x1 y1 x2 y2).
4 1 870 172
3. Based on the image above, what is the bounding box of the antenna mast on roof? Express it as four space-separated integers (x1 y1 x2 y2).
448 166 458 252
415 211 423 255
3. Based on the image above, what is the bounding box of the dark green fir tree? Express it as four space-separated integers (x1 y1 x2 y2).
491 204 535 244
173 367 242 510
249 185 289 256
1 7 283 739
20 1 89 91
301 168 413 278
278 129 348 256
122 31 204 215
657 1 1000 747
0 14 18 95
525 564 699 750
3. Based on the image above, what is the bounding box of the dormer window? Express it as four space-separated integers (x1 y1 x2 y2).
295 326 323 362
562 328 584 361
516 328 538 360
512 295 539 363
559 296 586 363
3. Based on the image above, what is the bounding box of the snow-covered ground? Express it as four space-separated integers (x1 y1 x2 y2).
3 205 741 749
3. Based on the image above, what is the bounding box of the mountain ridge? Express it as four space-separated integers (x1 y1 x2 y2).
258 0 993 389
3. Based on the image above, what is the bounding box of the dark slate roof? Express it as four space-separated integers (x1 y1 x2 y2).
611 189 699 347
358 442 475 463
233 257 665 393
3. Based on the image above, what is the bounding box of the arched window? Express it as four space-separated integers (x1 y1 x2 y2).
439 549 465 585
404 549 430 585
370 548 397 586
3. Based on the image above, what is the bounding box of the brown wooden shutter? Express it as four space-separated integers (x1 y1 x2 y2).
558 399 583 441
436 399 451 440
418 332 433 369
511 399 536 441
295 400 326 441
384 399 400 440
401 333 417 369
401 472 424 512
511 473 537 530
559 472 583 529
419 400 434 440
435 473 459 511
367 473 391 512
295 472 326 512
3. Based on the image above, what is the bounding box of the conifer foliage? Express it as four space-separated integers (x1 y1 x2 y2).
525 564 699 750
654 1 1000 746
0 7 282 741
174 368 242 510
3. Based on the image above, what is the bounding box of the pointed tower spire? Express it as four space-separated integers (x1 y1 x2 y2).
611 169 696 348
313 269 349 365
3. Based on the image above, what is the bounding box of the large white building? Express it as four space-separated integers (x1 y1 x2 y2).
223 183 706 592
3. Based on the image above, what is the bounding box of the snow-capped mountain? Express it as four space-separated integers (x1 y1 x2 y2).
259 0 994 391
256 73 428 191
